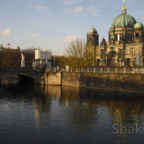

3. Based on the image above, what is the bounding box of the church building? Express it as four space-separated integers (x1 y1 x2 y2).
87 0 144 66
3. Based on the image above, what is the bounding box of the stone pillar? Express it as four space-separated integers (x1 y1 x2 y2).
106 55 108 66
115 56 118 66
41 76 45 85
93 67 96 73
66 66 69 72
133 67 135 74
124 67 126 74
87 68 89 73
100 67 102 73
45 72 48 85
93 47 96 66
141 56 143 66
142 68 144 74
108 67 110 73
115 67 118 73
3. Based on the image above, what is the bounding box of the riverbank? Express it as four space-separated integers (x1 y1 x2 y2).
43 72 144 93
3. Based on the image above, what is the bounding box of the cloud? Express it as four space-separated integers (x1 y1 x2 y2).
34 5 47 10
72 7 83 12
63 35 82 44
1 29 11 36
31 34 41 38
63 6 84 14
61 0 83 5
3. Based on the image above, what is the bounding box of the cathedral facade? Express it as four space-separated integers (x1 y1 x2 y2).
87 1 144 67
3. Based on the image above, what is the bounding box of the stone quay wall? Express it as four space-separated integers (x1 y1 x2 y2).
44 72 144 93
44 72 62 85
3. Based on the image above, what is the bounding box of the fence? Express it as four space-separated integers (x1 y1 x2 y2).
0 66 37 72
1 66 144 75
60 67 144 74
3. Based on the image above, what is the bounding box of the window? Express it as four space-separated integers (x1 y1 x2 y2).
130 48 133 56
100 50 103 59
136 33 139 38
129 50 130 55
119 48 122 58
117 34 120 41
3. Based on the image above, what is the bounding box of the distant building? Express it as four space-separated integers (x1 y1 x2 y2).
0 46 20 52
32 49 52 68
86 1 144 67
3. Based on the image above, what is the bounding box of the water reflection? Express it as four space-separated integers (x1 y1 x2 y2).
1 85 144 143
42 85 144 143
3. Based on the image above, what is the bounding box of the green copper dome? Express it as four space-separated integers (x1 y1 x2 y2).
88 27 97 34
134 21 144 29
110 13 137 29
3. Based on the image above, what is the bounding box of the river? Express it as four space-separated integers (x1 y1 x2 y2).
0 85 144 144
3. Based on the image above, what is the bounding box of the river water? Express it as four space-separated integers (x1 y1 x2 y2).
0 85 144 144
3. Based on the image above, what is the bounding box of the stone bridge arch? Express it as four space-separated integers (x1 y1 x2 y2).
0 67 42 86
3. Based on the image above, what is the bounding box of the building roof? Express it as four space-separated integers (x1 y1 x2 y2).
110 1 137 30
88 27 97 34
134 21 144 29
110 13 137 30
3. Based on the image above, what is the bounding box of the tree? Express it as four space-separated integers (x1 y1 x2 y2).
0 48 35 67
60 39 93 68
21 48 35 67
1 49 21 66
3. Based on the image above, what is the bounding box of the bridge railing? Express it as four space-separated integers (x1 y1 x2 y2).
0 66 40 73
2 66 143 75
52 67 144 74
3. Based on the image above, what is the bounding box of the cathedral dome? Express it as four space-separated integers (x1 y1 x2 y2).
110 13 137 30
110 1 137 30
88 27 97 34
134 21 144 29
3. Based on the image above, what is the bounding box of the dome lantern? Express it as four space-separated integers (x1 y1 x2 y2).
122 0 127 14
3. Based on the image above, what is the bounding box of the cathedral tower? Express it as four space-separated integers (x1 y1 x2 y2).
87 26 99 65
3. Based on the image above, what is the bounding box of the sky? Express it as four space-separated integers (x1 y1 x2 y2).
0 0 144 55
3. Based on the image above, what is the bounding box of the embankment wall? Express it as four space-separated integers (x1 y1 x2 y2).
44 72 144 93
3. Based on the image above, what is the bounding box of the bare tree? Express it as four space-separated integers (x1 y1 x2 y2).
61 39 93 68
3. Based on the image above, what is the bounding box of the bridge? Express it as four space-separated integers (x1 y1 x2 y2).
0 67 43 86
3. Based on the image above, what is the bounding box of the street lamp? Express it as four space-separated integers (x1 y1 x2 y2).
54 55 55 68
0 46 3 67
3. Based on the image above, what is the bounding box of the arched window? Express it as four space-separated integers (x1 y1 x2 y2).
117 34 120 41
119 48 122 58
136 33 139 38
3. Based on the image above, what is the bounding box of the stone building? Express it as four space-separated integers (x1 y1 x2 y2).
87 1 144 67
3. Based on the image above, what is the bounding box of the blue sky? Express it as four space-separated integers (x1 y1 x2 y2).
0 0 144 55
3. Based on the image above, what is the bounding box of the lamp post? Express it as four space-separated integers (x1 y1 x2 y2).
105 52 108 66
0 47 3 67
54 55 55 68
